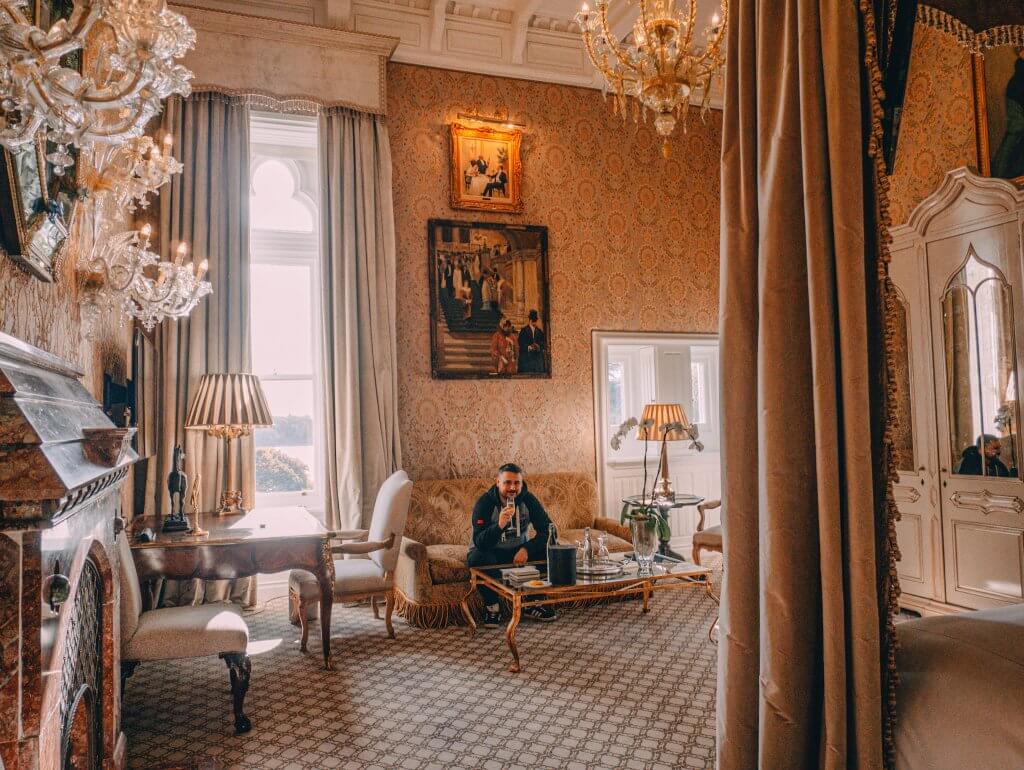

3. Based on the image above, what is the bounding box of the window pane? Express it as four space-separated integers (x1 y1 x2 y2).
690 362 706 424
608 360 625 426
251 263 314 376
255 379 315 493
250 159 315 232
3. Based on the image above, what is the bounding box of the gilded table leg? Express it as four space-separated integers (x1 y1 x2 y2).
505 595 522 673
642 581 651 613
315 539 336 671
463 574 479 636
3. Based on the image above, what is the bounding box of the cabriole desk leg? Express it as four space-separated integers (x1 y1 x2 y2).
315 539 336 671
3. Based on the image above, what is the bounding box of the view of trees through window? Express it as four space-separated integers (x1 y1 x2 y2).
248 113 323 504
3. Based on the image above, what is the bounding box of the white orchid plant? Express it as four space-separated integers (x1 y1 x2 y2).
609 416 704 541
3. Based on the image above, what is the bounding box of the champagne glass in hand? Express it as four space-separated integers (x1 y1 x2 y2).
499 496 516 529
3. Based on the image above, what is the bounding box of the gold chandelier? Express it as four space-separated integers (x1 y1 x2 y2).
577 0 727 156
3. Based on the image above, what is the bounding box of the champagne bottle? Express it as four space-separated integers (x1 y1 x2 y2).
546 522 559 579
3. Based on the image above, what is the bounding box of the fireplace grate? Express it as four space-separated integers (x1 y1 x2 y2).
60 558 104 770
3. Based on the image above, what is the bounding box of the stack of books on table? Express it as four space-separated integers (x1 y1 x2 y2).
499 566 541 587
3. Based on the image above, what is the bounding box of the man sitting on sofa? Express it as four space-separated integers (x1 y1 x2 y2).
467 463 558 627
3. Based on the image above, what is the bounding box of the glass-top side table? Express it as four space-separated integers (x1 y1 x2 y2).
621 493 706 558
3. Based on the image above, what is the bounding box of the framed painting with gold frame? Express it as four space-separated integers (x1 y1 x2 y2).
449 123 523 213
973 48 1024 184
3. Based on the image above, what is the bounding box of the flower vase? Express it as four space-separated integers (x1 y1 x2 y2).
630 515 659 575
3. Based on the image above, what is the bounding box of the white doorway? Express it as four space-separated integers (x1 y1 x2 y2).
592 331 722 554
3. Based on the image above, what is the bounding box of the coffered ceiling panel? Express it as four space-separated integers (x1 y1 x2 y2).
174 0 724 107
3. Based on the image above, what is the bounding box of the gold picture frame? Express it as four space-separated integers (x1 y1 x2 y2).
449 122 523 213
972 48 1024 184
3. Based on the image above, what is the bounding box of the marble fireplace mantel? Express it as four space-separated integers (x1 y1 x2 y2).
0 331 136 770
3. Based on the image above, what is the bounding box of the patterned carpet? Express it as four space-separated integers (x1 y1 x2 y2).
124 568 720 770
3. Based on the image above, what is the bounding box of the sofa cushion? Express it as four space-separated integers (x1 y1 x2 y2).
427 544 471 585
562 529 632 553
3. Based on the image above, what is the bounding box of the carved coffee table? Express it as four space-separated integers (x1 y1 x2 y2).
131 506 338 670
465 553 713 673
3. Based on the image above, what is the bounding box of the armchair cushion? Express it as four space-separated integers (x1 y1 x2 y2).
693 525 723 550
124 603 248 662
426 544 471 585
290 559 391 601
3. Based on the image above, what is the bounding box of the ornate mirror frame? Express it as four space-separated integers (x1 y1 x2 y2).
0 135 73 282
0 0 81 282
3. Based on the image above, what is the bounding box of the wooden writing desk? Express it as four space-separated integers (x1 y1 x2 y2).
131 506 337 669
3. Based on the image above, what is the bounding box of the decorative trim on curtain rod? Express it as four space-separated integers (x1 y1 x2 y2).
189 83 386 117
861 1 902 767
917 5 1024 53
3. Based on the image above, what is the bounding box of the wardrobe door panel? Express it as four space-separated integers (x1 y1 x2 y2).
890 242 943 601
927 222 1024 609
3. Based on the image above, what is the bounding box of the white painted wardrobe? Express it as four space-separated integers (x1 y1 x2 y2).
890 167 1024 615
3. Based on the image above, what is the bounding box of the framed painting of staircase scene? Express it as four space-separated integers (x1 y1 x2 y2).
428 219 550 379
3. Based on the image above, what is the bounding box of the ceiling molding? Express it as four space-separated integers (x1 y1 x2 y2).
172 0 724 108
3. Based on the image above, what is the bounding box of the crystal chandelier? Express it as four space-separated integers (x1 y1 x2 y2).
80 135 211 333
0 0 195 173
577 0 727 156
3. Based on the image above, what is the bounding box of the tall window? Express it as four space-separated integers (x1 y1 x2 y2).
248 113 324 513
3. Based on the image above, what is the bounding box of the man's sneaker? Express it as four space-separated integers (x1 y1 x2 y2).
523 605 558 622
483 608 503 628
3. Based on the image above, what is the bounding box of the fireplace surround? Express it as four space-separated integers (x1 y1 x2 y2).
0 332 136 770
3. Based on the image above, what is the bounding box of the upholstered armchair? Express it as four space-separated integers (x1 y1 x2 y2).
118 534 253 734
289 470 413 651
692 498 723 565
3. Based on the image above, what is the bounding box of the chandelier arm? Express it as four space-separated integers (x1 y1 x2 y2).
581 27 621 83
597 4 639 74
2 0 100 62
680 0 698 53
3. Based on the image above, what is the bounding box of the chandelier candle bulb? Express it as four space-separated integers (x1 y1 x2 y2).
175 242 188 266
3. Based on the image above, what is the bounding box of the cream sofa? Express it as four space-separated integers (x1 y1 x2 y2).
394 471 633 627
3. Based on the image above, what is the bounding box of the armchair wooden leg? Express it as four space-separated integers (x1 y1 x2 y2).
384 591 396 639
220 652 252 735
692 543 702 566
298 598 310 653
371 595 380 619
288 589 301 626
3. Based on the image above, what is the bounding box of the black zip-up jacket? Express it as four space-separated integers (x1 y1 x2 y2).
471 481 552 551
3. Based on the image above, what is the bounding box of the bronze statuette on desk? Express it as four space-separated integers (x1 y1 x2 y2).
130 506 337 669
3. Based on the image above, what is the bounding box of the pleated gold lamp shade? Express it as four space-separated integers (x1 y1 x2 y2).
636 402 692 501
186 373 273 514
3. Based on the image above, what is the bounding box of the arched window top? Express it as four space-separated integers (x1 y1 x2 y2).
250 158 315 233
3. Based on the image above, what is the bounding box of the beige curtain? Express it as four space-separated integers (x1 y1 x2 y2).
716 1 885 768
148 93 256 606
318 108 402 530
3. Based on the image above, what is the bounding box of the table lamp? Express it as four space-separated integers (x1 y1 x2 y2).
637 403 692 502
185 373 273 515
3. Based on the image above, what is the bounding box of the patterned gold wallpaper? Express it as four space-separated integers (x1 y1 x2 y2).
387 64 722 480
0 213 128 396
889 24 977 225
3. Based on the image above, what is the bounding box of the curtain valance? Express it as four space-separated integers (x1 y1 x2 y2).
171 4 397 116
